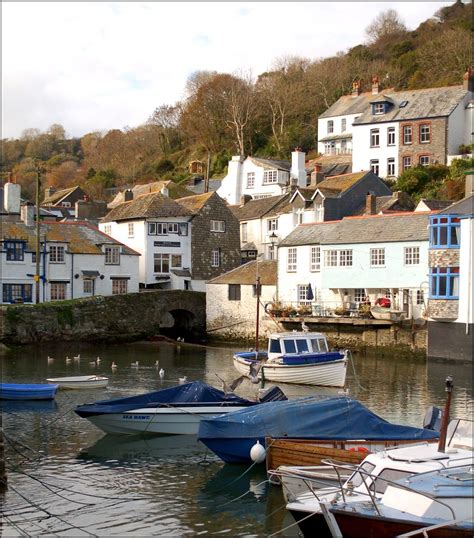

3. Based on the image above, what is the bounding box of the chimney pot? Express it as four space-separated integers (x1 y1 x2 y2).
351 80 361 98
371 75 380 95
366 192 377 215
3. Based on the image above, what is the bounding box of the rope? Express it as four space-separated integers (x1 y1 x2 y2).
348 350 368 391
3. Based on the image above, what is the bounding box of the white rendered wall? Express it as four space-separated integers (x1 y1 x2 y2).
457 217 473 325
317 113 360 155
447 95 472 155
352 122 399 177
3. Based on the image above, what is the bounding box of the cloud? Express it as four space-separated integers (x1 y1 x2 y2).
2 1 454 139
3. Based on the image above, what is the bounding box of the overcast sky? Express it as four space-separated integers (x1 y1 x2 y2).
2 1 453 140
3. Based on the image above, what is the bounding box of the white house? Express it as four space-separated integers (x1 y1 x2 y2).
100 191 241 292
217 149 307 205
277 212 432 320
1 219 140 304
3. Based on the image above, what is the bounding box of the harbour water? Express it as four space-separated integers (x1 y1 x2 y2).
1 340 472 536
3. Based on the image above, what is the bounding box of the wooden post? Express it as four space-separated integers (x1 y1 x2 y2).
438 375 453 453
204 152 211 193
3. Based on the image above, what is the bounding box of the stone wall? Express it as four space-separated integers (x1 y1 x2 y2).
399 117 447 169
0 290 205 345
428 299 459 320
429 250 460 267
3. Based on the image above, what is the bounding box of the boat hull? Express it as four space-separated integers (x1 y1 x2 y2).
85 405 251 435
233 356 347 387
0 383 58 400
47 376 109 389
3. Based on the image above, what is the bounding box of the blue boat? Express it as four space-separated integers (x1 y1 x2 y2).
75 381 287 435
197 397 440 464
0 383 59 401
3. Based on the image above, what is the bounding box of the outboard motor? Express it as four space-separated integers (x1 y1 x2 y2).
423 406 443 431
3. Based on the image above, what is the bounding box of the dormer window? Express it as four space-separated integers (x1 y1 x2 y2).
105 245 120 265
263 170 278 184
373 103 385 115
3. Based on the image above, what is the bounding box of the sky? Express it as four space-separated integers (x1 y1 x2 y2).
2 1 454 140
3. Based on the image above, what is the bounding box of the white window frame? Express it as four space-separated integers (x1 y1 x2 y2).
154 253 170 273
157 223 168 235
50 282 67 301
354 288 366 304
419 155 430 167
112 279 127 295
105 246 120 265
210 220 226 233
83 279 93 294
387 127 396 146
370 129 380 148
171 254 182 268
167 223 179 234
263 170 278 184
324 250 338 267
387 158 396 176
374 103 385 115
128 222 134 238
325 141 335 154
403 125 412 145
416 289 424 305
211 249 220 268
370 159 380 176
241 222 248 243
403 156 412 170
341 118 346 132
404 246 420 265
287 248 297 272
370 248 385 267
310 246 320 272
104 224 112 236
339 249 353 267
49 245 65 263
327 120 334 134
246 172 255 188
267 219 278 232
297 284 311 306
419 124 430 144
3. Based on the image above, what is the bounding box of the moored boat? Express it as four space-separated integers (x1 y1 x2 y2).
233 331 348 387
370 305 405 321
74 380 286 435
46 375 109 389
0 383 59 400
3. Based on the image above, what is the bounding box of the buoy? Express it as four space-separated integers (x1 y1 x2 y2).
250 440 266 464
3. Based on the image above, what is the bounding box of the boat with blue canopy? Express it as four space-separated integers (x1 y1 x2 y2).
0 383 59 401
75 380 286 435
197 396 440 464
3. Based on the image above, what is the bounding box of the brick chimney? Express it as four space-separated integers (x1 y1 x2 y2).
124 189 133 202
311 162 325 186
366 192 377 215
371 75 380 95
351 80 361 98
463 67 473 92
290 147 307 188
240 194 252 206
4 181 21 213
21 202 35 226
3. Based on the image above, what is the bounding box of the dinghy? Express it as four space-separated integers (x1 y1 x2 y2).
0 383 59 400
46 375 109 389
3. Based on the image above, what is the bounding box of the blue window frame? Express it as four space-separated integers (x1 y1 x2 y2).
429 216 460 248
429 267 459 299
5 240 26 261
2 284 33 303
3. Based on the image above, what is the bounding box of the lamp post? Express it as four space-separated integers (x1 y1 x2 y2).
269 231 278 261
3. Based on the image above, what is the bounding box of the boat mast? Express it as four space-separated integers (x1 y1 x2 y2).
255 275 261 352
437 375 453 453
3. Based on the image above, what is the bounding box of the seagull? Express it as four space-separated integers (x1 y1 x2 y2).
248 357 268 384
215 373 245 395
301 321 309 332
47 356 54 363
89 360 96 367
111 362 118 370
159 368 165 378
131 361 139 368
179 376 187 384
177 337 181 342
96 356 101 364
65 356 72 364
155 360 160 368
73 354 81 361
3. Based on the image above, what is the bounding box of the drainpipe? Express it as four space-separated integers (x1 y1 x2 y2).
466 219 472 335
71 252 74 299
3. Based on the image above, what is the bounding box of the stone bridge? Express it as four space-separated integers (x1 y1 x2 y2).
0 290 206 345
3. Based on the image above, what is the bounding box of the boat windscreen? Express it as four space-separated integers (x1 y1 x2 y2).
269 339 281 354
284 340 296 354
296 339 309 353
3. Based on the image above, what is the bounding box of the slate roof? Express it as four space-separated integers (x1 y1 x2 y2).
1 221 139 255
279 221 340 247
321 213 430 245
314 171 371 197
309 155 352 178
43 186 83 205
108 181 194 208
232 194 289 221
249 157 291 171
177 192 214 214
417 199 453 211
354 86 468 125
186 179 222 195
208 260 277 286
319 133 353 142
319 91 378 119
438 195 474 216
353 193 415 215
102 193 193 222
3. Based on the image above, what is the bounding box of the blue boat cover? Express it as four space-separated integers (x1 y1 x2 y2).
75 381 285 418
198 397 440 442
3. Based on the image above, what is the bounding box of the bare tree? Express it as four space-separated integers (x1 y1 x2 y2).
365 9 407 43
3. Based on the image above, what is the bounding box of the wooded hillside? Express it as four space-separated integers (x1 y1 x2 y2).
1 1 472 202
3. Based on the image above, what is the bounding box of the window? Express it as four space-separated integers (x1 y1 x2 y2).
267 244 276 261
403 156 412 170
171 255 182 268
50 282 67 301
83 280 93 294
404 247 420 265
341 118 346 132
263 170 278 184
241 223 248 243
310 246 320 272
419 124 431 143
340 140 347 153
246 172 255 188
252 282 261 297
148 222 156 235
339 250 353 266
387 158 395 176
49 245 65 263
179 223 188 236
354 289 366 304
374 103 385 115
128 223 134 238
156 223 167 235
403 125 412 145
2 284 33 303
430 216 460 248
228 284 241 301
324 250 338 267
112 279 127 295
154 253 170 273
370 248 385 266
370 159 380 175
325 141 335 154
416 289 424 305
287 248 297 272
167 223 179 234
327 120 334 134
430 267 459 299
370 129 380 147
298 284 311 306
374 469 412 494
211 249 220 268
267 219 278 232
210 220 225 232
387 127 396 146
5 240 25 261
419 155 430 167
105 246 120 265
104 224 112 236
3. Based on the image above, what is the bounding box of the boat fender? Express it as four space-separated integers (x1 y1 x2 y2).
349 446 369 453
250 440 266 464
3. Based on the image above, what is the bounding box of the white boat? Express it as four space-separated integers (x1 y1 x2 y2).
46 375 109 389
75 381 286 435
370 305 405 321
233 331 348 387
